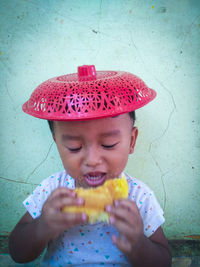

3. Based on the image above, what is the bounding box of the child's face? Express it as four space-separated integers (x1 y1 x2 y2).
53 114 138 188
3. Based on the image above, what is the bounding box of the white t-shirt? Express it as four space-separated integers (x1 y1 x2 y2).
23 171 165 267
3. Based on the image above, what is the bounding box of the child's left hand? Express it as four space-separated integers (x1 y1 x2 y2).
106 199 144 257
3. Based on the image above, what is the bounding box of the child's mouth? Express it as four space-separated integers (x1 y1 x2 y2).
84 172 106 187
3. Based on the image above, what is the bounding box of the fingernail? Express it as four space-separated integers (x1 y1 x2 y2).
78 198 84 204
71 191 76 197
106 205 112 212
82 213 87 221
114 200 119 206
110 216 115 225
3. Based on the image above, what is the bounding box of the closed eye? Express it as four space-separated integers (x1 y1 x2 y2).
67 147 82 152
102 143 118 149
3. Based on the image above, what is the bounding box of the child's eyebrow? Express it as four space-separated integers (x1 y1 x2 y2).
100 129 121 138
61 130 121 141
61 134 81 141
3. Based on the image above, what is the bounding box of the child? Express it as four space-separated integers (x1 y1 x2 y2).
9 65 171 266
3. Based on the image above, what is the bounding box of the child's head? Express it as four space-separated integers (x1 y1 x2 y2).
22 65 156 187
52 113 138 188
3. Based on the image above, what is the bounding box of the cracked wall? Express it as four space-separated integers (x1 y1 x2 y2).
0 0 200 240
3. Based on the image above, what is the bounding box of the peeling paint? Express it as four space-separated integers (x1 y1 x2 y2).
157 7 167 13
184 235 200 240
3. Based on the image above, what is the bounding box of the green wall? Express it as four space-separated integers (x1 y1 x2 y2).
0 0 199 240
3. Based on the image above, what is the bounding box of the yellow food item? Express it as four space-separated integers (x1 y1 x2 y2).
62 174 129 224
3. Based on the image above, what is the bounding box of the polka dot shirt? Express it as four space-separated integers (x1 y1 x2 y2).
23 171 165 266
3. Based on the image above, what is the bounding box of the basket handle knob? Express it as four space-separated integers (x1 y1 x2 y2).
78 65 96 81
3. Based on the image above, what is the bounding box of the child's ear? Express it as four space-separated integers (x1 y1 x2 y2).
129 127 138 154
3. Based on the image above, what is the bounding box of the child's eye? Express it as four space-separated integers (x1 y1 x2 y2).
67 147 82 152
102 143 118 149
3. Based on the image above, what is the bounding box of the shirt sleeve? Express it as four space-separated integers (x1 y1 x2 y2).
23 172 70 219
126 174 165 238
138 190 165 237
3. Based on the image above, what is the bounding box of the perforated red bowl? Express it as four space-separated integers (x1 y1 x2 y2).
22 65 156 121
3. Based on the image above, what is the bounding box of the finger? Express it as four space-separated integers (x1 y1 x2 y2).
62 212 88 225
115 199 139 213
53 196 84 210
47 209 87 228
110 215 134 239
108 206 135 227
51 212 87 231
106 199 137 215
48 187 76 201
111 234 132 254
108 200 140 226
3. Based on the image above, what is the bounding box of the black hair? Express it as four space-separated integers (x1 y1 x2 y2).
48 120 54 134
48 111 136 134
129 110 136 122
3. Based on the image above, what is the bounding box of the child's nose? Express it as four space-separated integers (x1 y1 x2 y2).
84 147 102 167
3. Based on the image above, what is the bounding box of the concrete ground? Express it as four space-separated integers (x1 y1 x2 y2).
1 237 200 266
0 254 40 267
0 254 200 267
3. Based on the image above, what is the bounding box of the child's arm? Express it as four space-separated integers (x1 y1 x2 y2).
9 187 87 263
107 199 171 267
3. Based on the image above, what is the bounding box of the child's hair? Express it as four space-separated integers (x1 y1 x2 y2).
48 111 136 134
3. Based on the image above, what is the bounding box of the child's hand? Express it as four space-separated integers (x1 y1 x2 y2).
39 187 87 240
106 199 144 258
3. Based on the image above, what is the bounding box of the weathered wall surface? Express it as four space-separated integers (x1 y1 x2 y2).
0 0 199 239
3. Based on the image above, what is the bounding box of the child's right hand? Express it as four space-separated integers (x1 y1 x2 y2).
38 187 87 240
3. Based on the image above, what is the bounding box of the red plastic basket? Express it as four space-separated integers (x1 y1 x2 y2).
22 65 156 121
